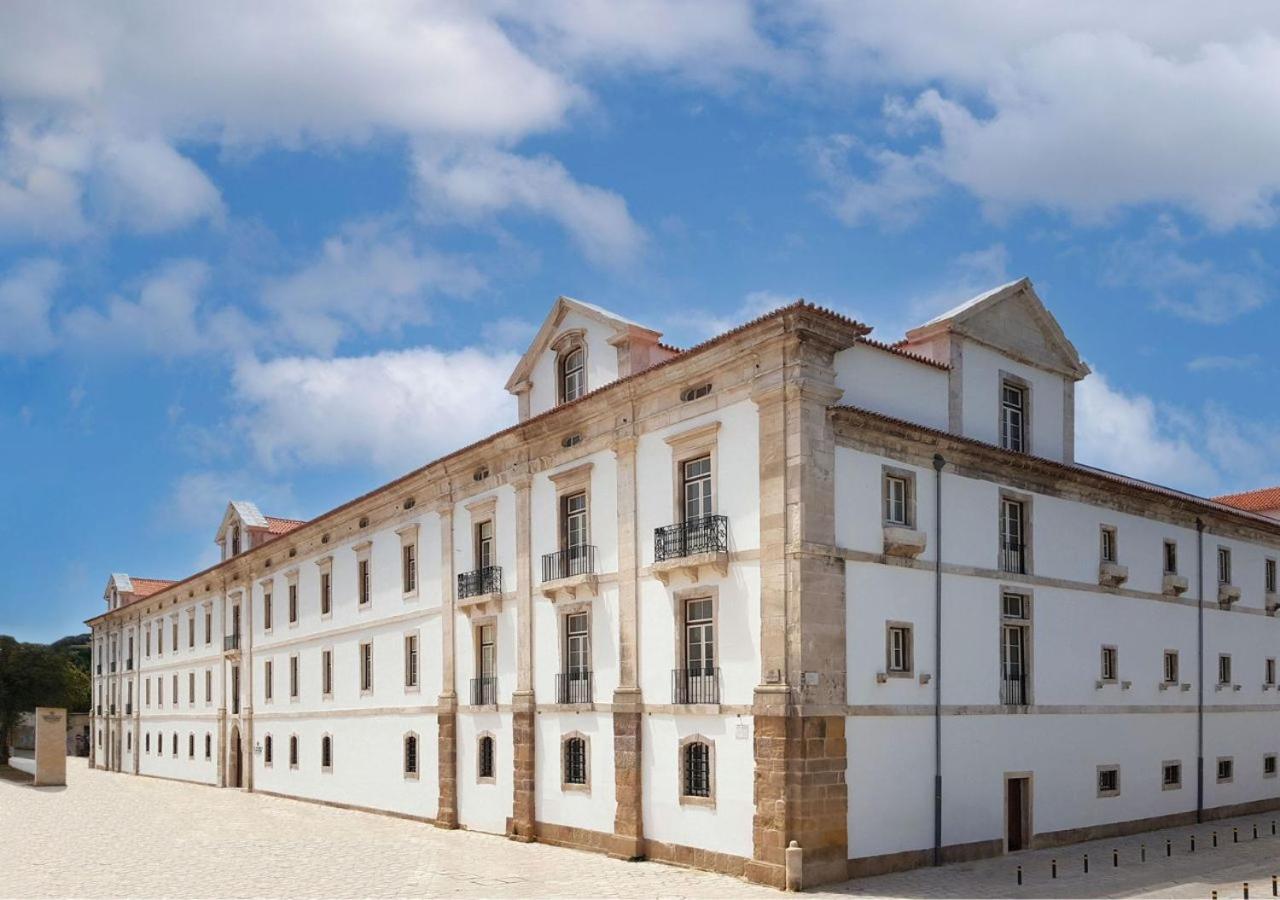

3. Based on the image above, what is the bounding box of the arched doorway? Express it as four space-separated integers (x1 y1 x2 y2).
229 725 243 788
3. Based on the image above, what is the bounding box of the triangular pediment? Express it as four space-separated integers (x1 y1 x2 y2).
214 500 267 545
907 278 1089 380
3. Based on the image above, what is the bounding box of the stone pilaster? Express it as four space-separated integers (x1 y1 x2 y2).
611 426 645 858
510 472 536 841
436 504 458 829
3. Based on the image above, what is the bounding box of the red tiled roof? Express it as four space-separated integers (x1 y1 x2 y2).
1214 486 1280 514
860 337 950 371
129 578 176 600
264 516 307 536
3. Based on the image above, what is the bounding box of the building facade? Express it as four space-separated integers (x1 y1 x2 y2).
88 285 1280 888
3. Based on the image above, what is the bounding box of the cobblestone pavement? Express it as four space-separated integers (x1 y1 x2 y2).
5 759 1280 898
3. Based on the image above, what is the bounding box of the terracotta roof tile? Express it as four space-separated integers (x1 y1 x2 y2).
1214 486 1280 514
127 578 176 602
264 516 307 536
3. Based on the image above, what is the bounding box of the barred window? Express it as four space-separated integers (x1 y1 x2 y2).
264 735 273 765
204 733 211 760
683 741 711 798
188 733 194 758
321 735 333 771
289 735 299 767
564 737 587 786
478 735 495 779
404 734 418 776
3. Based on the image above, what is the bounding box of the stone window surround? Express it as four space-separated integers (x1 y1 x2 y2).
261 578 274 633
316 556 334 620
285 569 300 628
1217 756 1234 784
1100 524 1118 563
289 734 299 770
1265 753 1278 779
1218 653 1233 686
354 541 373 608
551 328 588 405
556 600 593 686
560 731 591 793
204 601 213 646
548 462 594 553
359 641 374 695
403 731 420 780
321 734 334 773
476 731 497 784
999 370 1033 455
1164 539 1179 575
1096 764 1120 798
1162 759 1182 790
471 615 498 699
881 465 917 528
678 733 716 807
673 584 718 675
1218 545 1233 585
263 734 273 768
665 420 720 524
187 608 196 648
264 658 273 704
466 496 499 574
1162 649 1179 686
998 489 1034 575
188 671 195 706
322 647 335 700
396 523 419 600
403 628 420 693
1099 645 1119 684
885 620 914 678
289 653 300 701
999 587 1035 705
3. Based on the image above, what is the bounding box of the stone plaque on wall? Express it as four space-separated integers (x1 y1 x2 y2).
34 707 67 787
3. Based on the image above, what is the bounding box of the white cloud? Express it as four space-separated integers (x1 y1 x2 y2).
93 135 224 233
801 3 1280 228
231 346 520 471
415 146 646 267
262 221 486 354
1187 354 1262 373
806 133 941 228
0 257 61 356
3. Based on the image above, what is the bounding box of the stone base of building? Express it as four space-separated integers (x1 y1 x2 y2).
509 698 536 841
435 706 458 830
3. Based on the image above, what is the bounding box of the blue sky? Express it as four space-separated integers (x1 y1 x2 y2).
4 2 1280 642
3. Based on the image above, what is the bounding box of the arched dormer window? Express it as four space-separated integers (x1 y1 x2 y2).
560 345 585 403
232 525 242 556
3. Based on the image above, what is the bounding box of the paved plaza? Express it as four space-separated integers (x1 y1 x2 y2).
4 758 1280 898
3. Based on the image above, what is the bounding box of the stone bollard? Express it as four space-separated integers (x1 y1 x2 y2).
784 840 803 892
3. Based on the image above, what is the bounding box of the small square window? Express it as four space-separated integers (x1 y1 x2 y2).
1162 761 1182 790
1265 754 1277 778
1217 757 1234 783
1097 766 1120 797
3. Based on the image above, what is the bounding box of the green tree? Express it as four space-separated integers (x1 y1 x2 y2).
0 635 91 765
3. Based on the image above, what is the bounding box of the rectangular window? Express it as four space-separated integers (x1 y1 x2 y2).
886 623 912 674
289 655 299 699
1100 526 1116 563
477 623 495 679
1001 381 1027 453
685 597 714 675
360 642 373 692
205 608 211 645
1164 540 1178 575
1097 766 1119 797
158 623 163 655
1267 658 1277 687
1219 654 1232 686
561 491 588 552
188 671 195 705
404 634 419 688
288 582 298 624
263 590 273 630
1268 559 1277 594
564 612 590 676
172 619 178 650
172 673 178 705
358 558 371 606
1100 646 1117 682
475 521 493 570
682 455 713 521
145 629 151 657
1218 758 1234 783
320 571 332 616
1163 761 1182 789
264 660 273 702
322 649 333 697
1163 650 1179 684
1000 498 1026 574
188 613 195 648
1266 754 1277 777
402 543 417 594
1219 547 1233 585
145 679 151 706
884 475 910 526
158 677 163 705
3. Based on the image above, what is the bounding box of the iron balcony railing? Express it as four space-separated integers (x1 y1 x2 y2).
672 667 720 705
654 515 728 563
223 634 241 652
1000 540 1026 575
542 545 597 582
1001 672 1028 706
556 671 593 704
458 566 503 600
471 676 497 706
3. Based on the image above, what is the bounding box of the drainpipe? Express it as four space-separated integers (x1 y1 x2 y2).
1196 517 1205 823
932 453 945 866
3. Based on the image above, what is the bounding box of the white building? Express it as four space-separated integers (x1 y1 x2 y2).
88 284 1280 888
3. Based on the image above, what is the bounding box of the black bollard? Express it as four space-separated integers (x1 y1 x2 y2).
1084 854 1089 874
1166 838 1172 857
1255 823 1259 840
1191 834 1196 852
1235 826 1240 844
1051 858 1057 879
1017 865 1022 886
1246 882 1251 900
1113 849 1118 867
1271 874 1277 897
1213 830 1218 847
1141 842 1146 862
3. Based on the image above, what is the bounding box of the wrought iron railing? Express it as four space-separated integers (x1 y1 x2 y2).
1001 672 1028 705
542 546 596 582
1000 540 1026 574
471 676 497 706
654 515 728 562
223 634 241 652
672 667 720 705
458 566 503 600
556 671 593 704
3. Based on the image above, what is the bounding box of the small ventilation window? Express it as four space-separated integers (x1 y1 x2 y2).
473 466 490 482
681 383 713 402
359 516 369 528
288 548 297 558
403 497 416 510
562 433 582 449
321 533 330 544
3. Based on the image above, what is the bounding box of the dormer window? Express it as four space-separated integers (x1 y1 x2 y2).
560 346 585 404
232 525 241 556
1000 380 1027 453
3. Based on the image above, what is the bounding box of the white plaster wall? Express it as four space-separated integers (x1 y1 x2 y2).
534 711 616 835
834 344 949 430
642 714 755 858
137 715 220 785
456 710 514 834
960 341 1067 461
528 311 620 419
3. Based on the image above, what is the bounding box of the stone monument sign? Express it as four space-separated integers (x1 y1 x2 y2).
34 707 67 787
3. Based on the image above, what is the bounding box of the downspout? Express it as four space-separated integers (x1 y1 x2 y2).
1196 517 1205 823
932 453 945 866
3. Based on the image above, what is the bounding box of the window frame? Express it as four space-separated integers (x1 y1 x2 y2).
998 493 1032 575
1096 764 1120 798
1265 753 1278 779
1163 540 1178 576
403 732 420 780
882 466 916 528
316 556 333 619
1218 653 1232 686
264 734 273 767
1218 546 1233 585
678 735 715 807
1100 645 1118 684
289 653 299 701
1162 759 1182 791
320 734 334 773
289 734 299 769
561 732 590 792
1217 756 1234 783
397 524 419 599
355 541 373 608
322 648 334 700
885 621 914 677
1163 650 1179 686
359 641 373 695
999 374 1030 454
476 732 497 784
675 586 718 680
1100 526 1117 564
264 659 273 703
1268 558 1278 595
287 571 299 627
404 630 420 691
558 341 586 405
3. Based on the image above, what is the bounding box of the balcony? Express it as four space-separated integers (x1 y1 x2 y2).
652 515 729 585
671 667 720 705
1001 672 1028 706
1218 584 1242 608
223 634 241 653
1163 573 1190 597
555 671 593 705
1098 561 1129 587
470 676 497 707
457 566 503 615
541 546 598 601
999 540 1026 575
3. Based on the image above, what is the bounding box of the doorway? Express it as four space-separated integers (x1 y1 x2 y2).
229 726 242 788
1005 774 1032 852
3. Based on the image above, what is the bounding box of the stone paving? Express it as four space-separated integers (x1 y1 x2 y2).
4 758 1280 898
